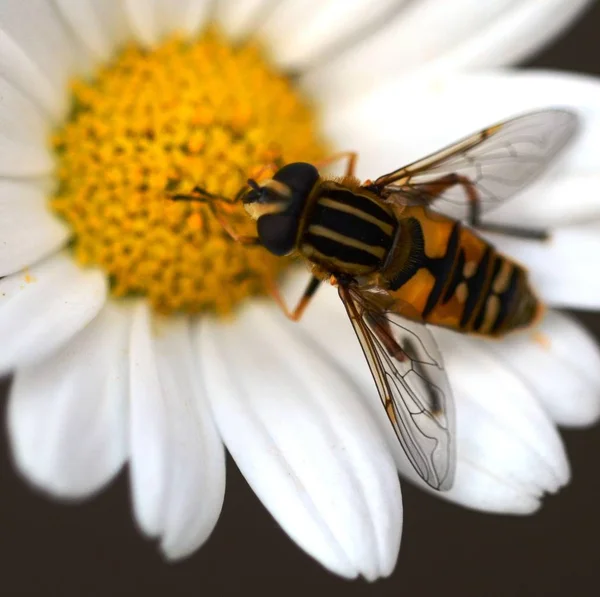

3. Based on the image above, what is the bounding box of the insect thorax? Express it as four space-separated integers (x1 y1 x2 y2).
299 182 398 276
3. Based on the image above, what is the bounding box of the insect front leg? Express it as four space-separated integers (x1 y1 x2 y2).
415 173 549 241
209 206 261 246
268 274 322 321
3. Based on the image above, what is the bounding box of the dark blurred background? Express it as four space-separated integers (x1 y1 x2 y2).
2 5 600 596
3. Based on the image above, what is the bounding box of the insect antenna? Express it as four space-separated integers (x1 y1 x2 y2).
247 178 261 192
166 183 246 205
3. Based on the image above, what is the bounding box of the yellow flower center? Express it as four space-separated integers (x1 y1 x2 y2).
50 30 326 316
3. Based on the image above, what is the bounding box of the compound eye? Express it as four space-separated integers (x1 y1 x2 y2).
273 162 319 199
257 213 296 256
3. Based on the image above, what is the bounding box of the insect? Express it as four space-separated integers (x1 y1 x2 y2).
171 109 578 491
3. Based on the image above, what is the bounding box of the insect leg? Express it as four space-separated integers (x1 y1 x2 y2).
313 152 358 177
364 312 409 362
210 207 261 246
268 275 322 321
364 311 445 413
415 173 549 240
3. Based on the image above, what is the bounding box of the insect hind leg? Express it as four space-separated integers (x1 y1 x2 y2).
368 314 443 415
415 173 549 241
366 313 408 362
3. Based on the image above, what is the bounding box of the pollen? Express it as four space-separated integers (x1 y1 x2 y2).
50 30 326 316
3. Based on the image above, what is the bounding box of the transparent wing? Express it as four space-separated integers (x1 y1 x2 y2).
339 284 456 491
373 109 578 220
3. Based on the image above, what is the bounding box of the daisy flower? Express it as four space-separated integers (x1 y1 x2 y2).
1 0 600 581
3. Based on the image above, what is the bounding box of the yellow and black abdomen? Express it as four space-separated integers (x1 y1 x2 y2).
382 206 542 337
299 183 397 276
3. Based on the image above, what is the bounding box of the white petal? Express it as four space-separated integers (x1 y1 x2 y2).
0 77 54 177
296 279 569 513
127 0 211 43
123 0 160 46
0 29 63 121
485 223 600 310
302 0 591 104
92 0 134 49
158 0 211 38
197 303 402 580
216 0 273 41
124 0 210 45
484 311 600 428
8 302 130 498
434 0 593 71
542 312 600 390
486 175 600 229
0 0 93 118
0 252 107 374
128 301 168 535
129 303 225 559
257 0 404 70
0 179 70 276
155 315 226 559
53 0 115 62
440 459 541 513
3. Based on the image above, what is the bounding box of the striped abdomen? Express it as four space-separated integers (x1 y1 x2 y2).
383 206 542 337
299 182 397 276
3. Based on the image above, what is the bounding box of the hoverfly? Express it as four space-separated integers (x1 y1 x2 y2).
171 109 578 491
